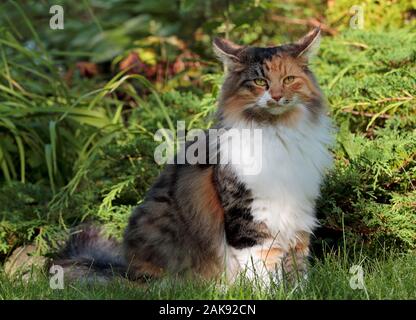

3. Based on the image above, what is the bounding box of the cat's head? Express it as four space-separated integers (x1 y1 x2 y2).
214 28 325 126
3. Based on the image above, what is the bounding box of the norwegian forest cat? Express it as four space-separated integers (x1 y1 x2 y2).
54 28 333 286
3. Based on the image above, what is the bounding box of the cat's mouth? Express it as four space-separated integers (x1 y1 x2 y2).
266 98 290 107
264 97 297 115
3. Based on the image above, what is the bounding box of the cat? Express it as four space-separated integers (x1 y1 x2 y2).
53 27 333 286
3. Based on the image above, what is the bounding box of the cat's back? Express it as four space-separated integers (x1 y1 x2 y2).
123 162 226 278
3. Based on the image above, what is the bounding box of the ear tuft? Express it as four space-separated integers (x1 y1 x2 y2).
296 27 321 60
213 37 243 69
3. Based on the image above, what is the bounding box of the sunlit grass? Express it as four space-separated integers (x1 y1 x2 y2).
1 252 415 300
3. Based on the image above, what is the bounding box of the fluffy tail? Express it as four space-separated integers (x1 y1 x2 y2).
52 225 127 283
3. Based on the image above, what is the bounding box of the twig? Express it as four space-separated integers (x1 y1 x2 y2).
341 110 391 119
339 41 369 49
341 96 415 111
269 15 338 36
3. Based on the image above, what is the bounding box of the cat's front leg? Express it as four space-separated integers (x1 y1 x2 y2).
281 231 310 285
229 240 286 287
228 232 311 288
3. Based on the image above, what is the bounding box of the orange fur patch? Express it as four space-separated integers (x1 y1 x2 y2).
258 247 284 269
193 167 224 222
294 231 310 254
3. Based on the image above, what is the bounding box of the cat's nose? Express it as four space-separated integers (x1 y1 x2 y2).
271 95 282 102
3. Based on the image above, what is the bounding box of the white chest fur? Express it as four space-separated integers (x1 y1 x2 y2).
220 107 333 249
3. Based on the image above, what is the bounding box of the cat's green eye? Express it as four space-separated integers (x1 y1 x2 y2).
253 78 267 87
283 76 295 85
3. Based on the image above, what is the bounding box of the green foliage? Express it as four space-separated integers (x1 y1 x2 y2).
318 120 416 251
0 0 267 64
0 182 63 256
326 0 416 31
0 9 148 190
316 29 416 132
311 29 416 252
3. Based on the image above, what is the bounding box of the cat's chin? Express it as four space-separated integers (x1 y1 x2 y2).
266 106 292 115
240 104 303 126
262 102 302 117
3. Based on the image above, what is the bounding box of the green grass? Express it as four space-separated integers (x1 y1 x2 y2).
1 251 415 299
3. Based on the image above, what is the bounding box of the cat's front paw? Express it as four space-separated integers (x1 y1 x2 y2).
280 251 309 289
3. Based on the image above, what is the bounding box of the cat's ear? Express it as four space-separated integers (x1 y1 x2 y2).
213 37 243 69
295 27 321 60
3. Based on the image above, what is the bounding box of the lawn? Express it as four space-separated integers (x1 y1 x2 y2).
1 250 415 299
